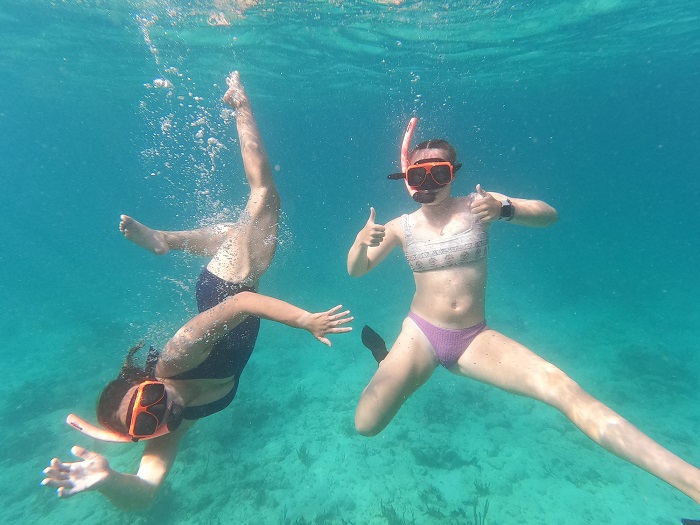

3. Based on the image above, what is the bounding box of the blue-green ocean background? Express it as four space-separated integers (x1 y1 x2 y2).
1 1 699 524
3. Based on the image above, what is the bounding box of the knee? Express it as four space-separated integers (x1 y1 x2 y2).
537 364 584 408
260 184 280 206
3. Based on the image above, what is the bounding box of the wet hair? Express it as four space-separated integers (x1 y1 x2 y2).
409 139 458 164
96 342 151 433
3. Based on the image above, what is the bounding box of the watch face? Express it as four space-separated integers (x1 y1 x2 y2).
501 201 514 218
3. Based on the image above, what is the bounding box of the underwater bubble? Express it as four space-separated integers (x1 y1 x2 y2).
153 78 173 89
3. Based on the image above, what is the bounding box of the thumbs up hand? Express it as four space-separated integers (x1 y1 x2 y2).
358 207 386 247
470 184 502 222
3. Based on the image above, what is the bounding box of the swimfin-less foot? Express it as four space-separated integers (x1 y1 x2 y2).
361 325 389 364
681 519 700 524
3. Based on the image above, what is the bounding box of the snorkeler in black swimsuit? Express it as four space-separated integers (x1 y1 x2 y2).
41 71 353 511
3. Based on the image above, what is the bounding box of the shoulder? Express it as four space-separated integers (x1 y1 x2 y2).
385 213 408 230
447 194 478 213
384 214 408 244
455 194 476 207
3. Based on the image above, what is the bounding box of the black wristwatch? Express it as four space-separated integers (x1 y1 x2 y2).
500 199 515 221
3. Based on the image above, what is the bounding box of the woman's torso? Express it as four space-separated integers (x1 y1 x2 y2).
155 267 260 419
396 194 489 328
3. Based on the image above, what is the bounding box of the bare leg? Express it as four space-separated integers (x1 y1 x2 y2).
121 72 279 282
207 71 280 285
355 318 437 436
454 329 700 504
119 215 233 257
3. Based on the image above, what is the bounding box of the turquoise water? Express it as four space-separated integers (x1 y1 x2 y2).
1 0 699 523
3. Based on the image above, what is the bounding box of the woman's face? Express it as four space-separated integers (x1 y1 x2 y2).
405 147 454 204
118 382 181 433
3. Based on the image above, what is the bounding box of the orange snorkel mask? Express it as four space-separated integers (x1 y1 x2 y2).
67 380 183 443
388 118 461 203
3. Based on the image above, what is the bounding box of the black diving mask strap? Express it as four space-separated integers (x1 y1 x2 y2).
144 346 160 378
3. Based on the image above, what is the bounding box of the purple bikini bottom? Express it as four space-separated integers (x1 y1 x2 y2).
407 311 488 368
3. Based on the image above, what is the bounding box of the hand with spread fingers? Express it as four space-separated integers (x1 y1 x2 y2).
301 305 354 346
42 446 110 497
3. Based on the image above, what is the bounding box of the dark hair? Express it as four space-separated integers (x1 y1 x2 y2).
409 139 458 165
96 342 151 433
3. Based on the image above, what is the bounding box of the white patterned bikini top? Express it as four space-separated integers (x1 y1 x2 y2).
402 200 489 273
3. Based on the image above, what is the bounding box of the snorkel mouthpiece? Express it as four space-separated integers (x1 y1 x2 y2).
412 192 437 203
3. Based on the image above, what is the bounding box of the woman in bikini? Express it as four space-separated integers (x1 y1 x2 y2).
347 117 700 507
41 71 353 510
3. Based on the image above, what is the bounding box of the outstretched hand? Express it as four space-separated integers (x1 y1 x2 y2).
470 184 502 222
357 207 386 248
41 446 111 498
304 305 353 346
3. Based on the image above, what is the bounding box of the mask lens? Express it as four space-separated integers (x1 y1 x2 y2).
432 165 452 185
140 383 165 406
128 382 168 437
406 167 427 187
132 412 159 436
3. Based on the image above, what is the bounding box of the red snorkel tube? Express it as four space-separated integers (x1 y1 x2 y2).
401 117 418 172
390 117 436 203
66 413 172 443
67 414 135 443
399 117 437 203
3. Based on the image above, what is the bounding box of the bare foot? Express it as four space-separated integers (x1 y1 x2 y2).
119 215 169 255
223 71 249 110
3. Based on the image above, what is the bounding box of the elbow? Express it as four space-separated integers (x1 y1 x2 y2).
548 207 559 225
535 202 558 227
346 259 365 277
347 265 367 278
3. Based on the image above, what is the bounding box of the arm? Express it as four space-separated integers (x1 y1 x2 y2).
101 423 189 510
470 184 558 227
42 422 191 511
347 207 401 277
160 293 353 371
224 294 353 346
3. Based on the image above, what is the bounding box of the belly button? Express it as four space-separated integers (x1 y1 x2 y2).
450 301 458 309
